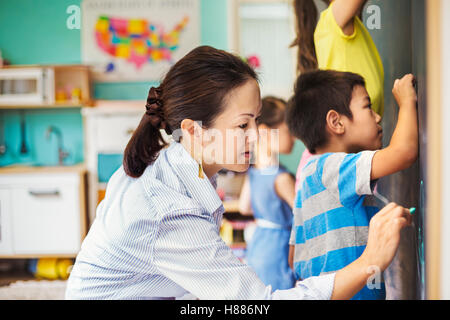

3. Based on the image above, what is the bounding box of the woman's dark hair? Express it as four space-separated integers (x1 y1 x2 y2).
123 45 258 178
286 69 365 153
258 96 287 128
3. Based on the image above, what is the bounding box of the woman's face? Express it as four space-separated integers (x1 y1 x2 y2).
202 79 261 173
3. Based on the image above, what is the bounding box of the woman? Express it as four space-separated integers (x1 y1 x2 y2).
65 46 411 300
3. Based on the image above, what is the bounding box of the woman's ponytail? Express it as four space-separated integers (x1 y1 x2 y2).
123 86 170 178
290 0 325 73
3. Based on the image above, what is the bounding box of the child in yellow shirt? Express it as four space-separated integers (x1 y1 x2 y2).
289 0 385 269
291 0 384 116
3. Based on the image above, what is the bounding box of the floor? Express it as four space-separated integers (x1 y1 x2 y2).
0 259 67 299
0 279 67 300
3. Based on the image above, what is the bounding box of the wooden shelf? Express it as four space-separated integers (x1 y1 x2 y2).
0 64 92 109
229 242 246 248
0 64 89 70
0 163 87 174
223 211 254 221
0 103 92 110
0 254 77 259
223 199 240 213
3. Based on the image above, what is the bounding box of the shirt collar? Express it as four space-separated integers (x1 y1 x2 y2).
165 142 223 214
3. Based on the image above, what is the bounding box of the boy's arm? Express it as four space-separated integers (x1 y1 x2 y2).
332 0 368 35
371 74 418 180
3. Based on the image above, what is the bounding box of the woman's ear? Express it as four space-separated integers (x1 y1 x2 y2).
180 119 195 137
180 119 204 159
325 109 345 135
180 119 203 137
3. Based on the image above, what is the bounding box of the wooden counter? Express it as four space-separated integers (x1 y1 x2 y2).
0 163 87 175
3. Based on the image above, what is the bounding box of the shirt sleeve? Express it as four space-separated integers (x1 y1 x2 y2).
321 151 377 208
272 273 336 300
153 209 335 300
322 2 359 40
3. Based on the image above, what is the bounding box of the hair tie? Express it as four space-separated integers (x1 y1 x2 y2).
145 86 172 135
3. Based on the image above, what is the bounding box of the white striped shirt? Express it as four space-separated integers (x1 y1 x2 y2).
65 142 335 300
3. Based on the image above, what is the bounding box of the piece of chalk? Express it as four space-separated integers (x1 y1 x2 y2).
409 207 416 214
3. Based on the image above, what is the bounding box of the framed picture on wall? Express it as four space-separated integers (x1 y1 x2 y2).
81 0 200 82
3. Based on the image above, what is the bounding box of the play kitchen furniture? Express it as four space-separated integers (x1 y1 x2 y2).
0 65 91 108
82 100 171 224
0 165 88 257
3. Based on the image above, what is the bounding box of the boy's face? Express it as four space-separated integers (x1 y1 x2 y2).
342 85 383 153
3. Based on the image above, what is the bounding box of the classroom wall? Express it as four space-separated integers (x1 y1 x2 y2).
0 0 302 174
411 0 427 300
365 0 424 300
0 0 229 167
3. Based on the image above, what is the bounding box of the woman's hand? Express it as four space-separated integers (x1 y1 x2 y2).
360 202 412 271
331 202 412 300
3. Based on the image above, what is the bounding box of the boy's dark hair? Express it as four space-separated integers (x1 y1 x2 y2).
286 69 365 153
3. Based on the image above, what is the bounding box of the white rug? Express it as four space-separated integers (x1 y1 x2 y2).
0 280 67 300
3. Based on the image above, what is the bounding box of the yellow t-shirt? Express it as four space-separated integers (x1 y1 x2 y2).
314 3 384 116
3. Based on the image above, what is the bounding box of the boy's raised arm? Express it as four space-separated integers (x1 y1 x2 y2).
371 74 418 181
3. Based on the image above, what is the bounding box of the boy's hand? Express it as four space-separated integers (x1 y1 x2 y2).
371 73 418 180
392 74 417 107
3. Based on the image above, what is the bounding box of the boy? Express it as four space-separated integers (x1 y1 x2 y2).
286 70 417 300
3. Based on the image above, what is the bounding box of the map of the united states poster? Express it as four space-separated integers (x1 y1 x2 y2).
82 0 200 81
